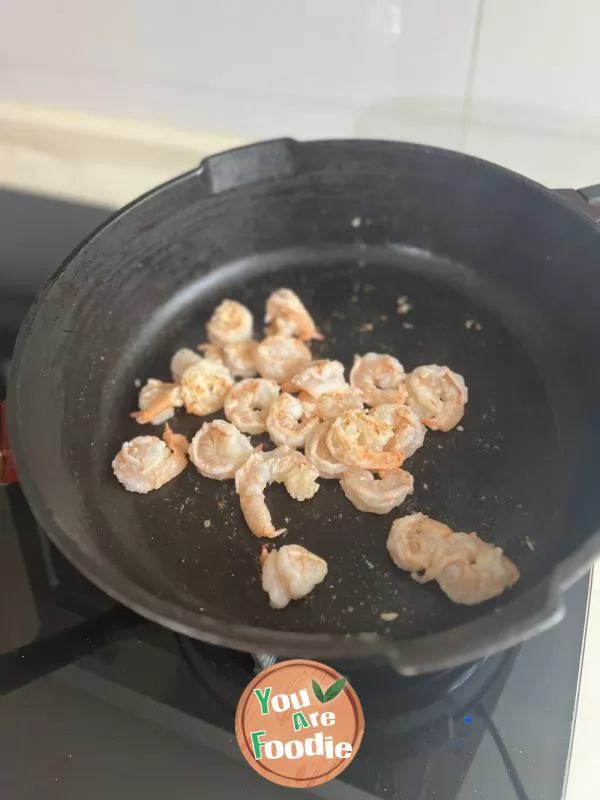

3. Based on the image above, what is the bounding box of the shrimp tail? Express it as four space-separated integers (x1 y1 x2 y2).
293 311 322 342
162 423 188 455
131 393 175 425
259 544 270 566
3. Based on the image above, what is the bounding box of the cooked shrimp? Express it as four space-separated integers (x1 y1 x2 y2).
387 513 453 576
197 343 225 364
112 425 188 493
266 392 320 448
350 353 407 406
314 386 364 420
222 340 258 378
188 420 253 480
170 348 202 382
386 513 519 605
341 468 414 514
297 390 317 406
255 335 311 383
370 403 426 460
197 343 225 363
405 364 468 431
206 299 253 347
326 409 403 470
131 379 183 425
179 361 234 416
265 288 322 341
224 378 280 434
304 421 346 478
285 359 346 397
260 544 328 609
235 446 320 537
434 534 520 605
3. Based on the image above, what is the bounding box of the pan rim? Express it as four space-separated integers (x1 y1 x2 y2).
8 137 600 673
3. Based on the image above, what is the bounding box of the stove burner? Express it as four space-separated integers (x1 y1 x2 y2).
252 652 277 672
176 634 515 757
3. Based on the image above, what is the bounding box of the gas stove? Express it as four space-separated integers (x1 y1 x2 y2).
0 187 593 800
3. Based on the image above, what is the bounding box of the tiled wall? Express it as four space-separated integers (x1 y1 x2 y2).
465 0 600 186
2 0 600 186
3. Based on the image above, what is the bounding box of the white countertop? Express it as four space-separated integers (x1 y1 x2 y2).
1 100 598 799
565 567 599 800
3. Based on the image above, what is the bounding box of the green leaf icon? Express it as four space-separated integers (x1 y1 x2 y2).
323 678 346 702
312 679 325 703
312 677 347 703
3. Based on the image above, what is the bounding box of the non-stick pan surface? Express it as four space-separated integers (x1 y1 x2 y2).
10 140 600 672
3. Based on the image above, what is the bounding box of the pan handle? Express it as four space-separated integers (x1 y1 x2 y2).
381 581 566 676
199 138 298 194
0 605 142 696
576 184 600 204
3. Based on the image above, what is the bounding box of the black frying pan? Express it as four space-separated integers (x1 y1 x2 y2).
8 139 600 675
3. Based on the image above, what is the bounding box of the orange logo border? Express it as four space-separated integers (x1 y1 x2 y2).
235 658 365 788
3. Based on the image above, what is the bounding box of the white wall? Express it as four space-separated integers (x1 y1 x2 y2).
466 0 600 186
2 0 600 187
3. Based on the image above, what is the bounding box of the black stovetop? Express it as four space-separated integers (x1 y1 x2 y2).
0 188 592 800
